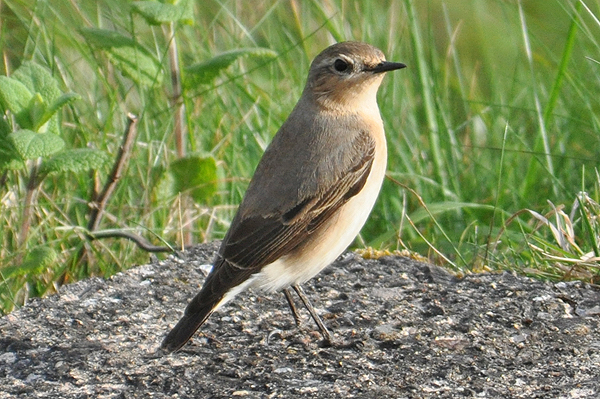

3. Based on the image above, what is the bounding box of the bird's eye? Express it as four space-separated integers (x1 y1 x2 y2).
333 58 350 73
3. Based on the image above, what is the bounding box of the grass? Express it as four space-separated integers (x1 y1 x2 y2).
0 0 599 313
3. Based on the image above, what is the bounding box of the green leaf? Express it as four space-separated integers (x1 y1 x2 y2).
0 76 34 128
0 117 22 169
185 47 277 86
40 148 108 175
35 92 80 131
0 138 23 170
2 247 57 278
9 129 65 160
9 62 65 134
80 28 163 86
170 155 217 204
0 115 10 136
47 92 80 116
37 109 60 135
131 0 194 25
12 61 62 104
28 93 47 131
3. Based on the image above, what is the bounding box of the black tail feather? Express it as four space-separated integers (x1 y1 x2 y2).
161 256 255 352
160 295 220 352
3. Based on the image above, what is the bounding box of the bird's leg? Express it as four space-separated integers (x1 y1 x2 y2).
291 284 333 344
283 288 303 327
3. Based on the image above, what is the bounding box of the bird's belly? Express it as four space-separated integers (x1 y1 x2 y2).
256 148 387 292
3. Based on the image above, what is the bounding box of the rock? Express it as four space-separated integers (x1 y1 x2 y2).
0 243 599 398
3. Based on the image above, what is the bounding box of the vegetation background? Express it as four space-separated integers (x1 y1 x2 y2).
1 0 599 314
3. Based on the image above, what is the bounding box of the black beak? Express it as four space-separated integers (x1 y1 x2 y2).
370 61 407 73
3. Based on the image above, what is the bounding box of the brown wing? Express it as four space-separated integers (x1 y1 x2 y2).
219 130 375 276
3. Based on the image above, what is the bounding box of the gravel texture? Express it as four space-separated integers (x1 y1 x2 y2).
0 242 599 398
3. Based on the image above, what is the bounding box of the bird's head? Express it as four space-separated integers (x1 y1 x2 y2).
304 41 406 113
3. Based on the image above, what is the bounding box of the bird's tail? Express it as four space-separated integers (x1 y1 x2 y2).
160 292 221 352
161 256 255 352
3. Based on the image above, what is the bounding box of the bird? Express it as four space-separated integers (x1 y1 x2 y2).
161 41 406 352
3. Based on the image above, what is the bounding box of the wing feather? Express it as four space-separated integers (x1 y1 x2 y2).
220 130 375 273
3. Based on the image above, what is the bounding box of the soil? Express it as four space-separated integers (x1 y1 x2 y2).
0 242 599 398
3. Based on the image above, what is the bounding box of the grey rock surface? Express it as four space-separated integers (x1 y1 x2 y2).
0 242 599 398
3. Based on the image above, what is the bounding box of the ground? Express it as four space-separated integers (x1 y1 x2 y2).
0 242 599 398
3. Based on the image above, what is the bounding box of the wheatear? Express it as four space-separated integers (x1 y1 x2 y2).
161 41 406 352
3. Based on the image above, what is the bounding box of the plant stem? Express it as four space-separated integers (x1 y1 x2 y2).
165 21 193 246
18 161 41 249
166 22 187 157
87 113 139 232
